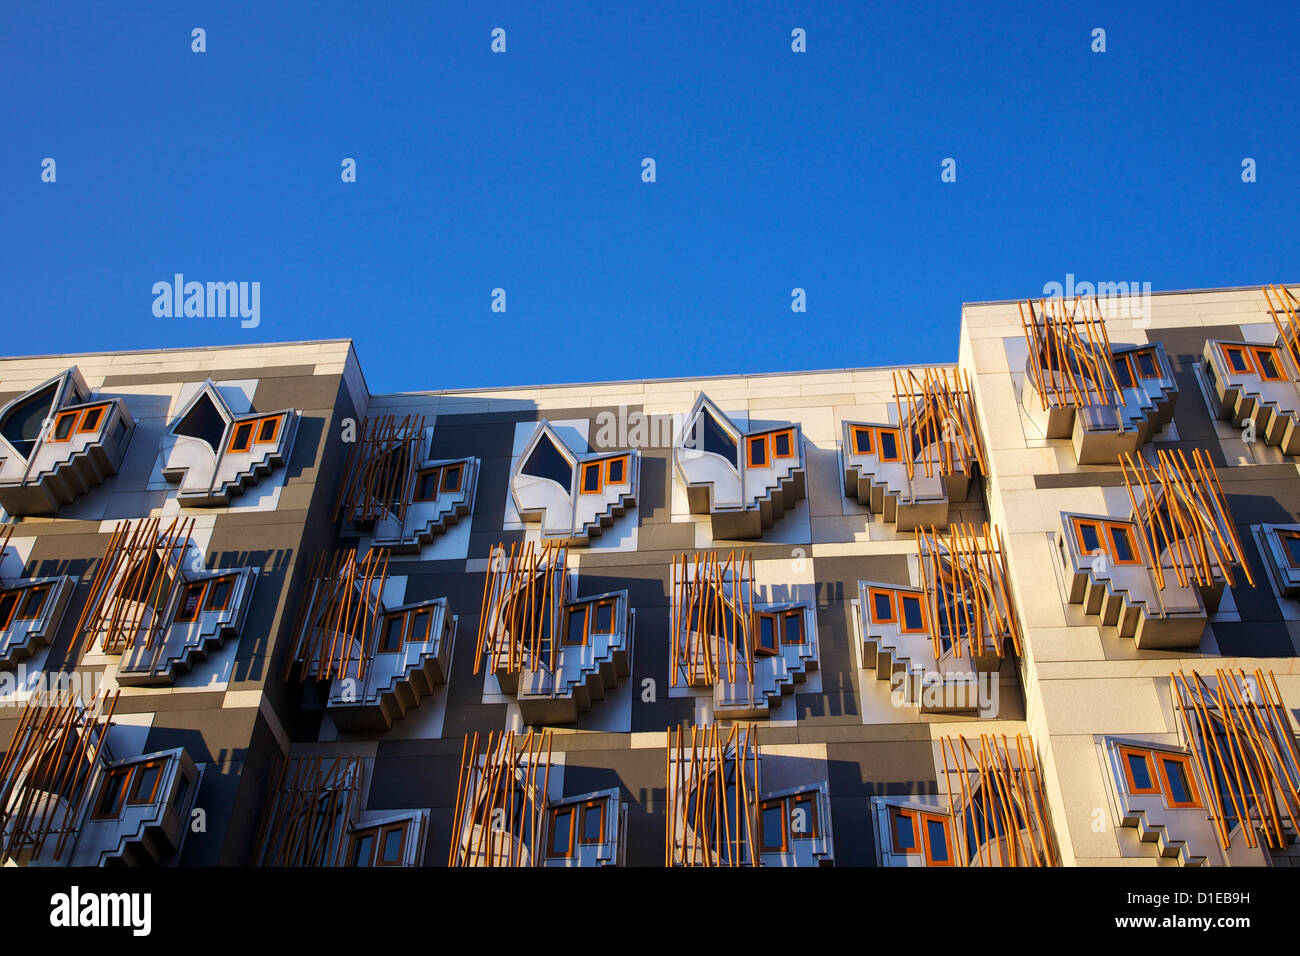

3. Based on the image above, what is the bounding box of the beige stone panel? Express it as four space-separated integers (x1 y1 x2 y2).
1037 676 1169 735
1025 625 1105 663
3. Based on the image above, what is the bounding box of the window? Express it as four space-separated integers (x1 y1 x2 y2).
699 411 738 464
379 613 405 652
869 588 896 625
15 585 49 621
565 606 588 646
877 429 901 462
580 799 604 844
227 421 255 453
781 609 804 645
49 410 79 442
604 456 628 485
174 581 207 623
408 610 432 644
441 463 463 494
1118 746 1200 808
899 594 926 634
754 613 779 655
580 461 603 494
94 767 132 819
349 831 375 867
255 415 281 444
414 467 441 501
79 405 107 434
0 590 18 629
1222 344 1252 374
791 792 818 839
174 392 227 451
349 821 408 866
922 814 952 865
771 429 795 459
891 806 953 865
1278 530 1300 570
171 773 190 814
1220 342 1288 382
1253 346 1286 382
892 806 919 853
522 432 575 489
205 576 234 611
760 799 787 852
850 426 873 456
747 436 769 468
1134 350 1158 379
549 806 576 859
1112 356 1135 389
590 600 615 634
1072 517 1143 566
128 761 164 805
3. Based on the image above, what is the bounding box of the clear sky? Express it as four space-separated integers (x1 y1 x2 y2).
3 1 1297 394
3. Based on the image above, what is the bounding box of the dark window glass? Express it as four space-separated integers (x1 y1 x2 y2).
1256 349 1281 379
783 611 803 644
380 827 403 864
521 433 574 489
1108 525 1135 562
773 432 791 457
441 465 461 492
761 802 785 851
926 819 949 862
872 591 893 622
130 763 162 804
256 417 278 442
879 430 898 460
852 427 872 455
409 611 431 643
18 586 48 620
96 771 129 817
581 803 603 844
606 458 625 483
901 595 924 631
582 463 601 492
1282 533 1300 569
54 413 76 440
792 794 817 838
174 392 228 451
893 810 917 851
205 577 232 611
1078 521 1101 554
757 615 777 652
1162 758 1193 804
380 615 404 651
1 382 58 458
699 411 738 464
176 583 205 623
566 607 587 645
1136 352 1157 378
350 833 374 866
1126 752 1154 791
231 422 254 451
0 591 18 627
748 436 768 467
1226 347 1251 373
172 774 190 813
415 469 439 500
1112 358 1134 388
592 601 614 634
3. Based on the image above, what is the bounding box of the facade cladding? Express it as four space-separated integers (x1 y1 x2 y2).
2 284 1300 868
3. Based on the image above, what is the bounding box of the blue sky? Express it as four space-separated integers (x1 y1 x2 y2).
3 1 1297 393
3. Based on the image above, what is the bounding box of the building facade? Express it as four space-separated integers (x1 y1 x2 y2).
1 283 1298 867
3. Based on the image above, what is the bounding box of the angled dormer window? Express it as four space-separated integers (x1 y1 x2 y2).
522 430 575 489
174 390 228 452
0 382 58 460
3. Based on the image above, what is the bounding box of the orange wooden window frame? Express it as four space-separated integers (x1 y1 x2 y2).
127 760 165 806
1112 354 1136 389
253 415 282 445
204 575 236 612
752 611 780 656
1105 522 1143 566
781 609 805 644
1220 343 1254 375
93 767 133 819
1278 530 1300 570
378 612 406 653
440 463 464 494
579 799 605 845
919 812 954 866
891 806 920 854
579 461 604 495
747 435 769 468
76 404 109 435
47 409 81 443
1072 518 1103 555
604 455 629 485
868 588 897 625
876 428 902 463
1132 349 1159 380
14 585 50 621
564 605 589 646
588 599 616 635
1155 752 1201 809
791 792 818 839
548 805 577 859
0 589 19 629
174 580 207 624
376 822 407 865
850 426 874 456
1117 746 1161 796
760 798 788 853
898 593 928 634
413 467 442 501
1252 345 1287 382
227 420 256 454
771 429 796 460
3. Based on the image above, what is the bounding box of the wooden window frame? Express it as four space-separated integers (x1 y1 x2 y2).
891 806 920 855
791 792 818 840
348 828 377 866
15 585 50 622
1072 518 1104 556
579 799 605 845
1112 354 1136 389
1278 529 1300 570
579 461 604 495
1133 349 1159 380
604 455 629 486
753 611 780 656
0 590 19 629
1252 345 1287 382
781 609 805 645
1220 343 1254 375
407 609 432 644
876 428 902 463
898 593 928 634
564 605 589 646
747 435 769 468
378 612 406 653
173 580 208 624
413 467 442 501
127 760 165 806
771 429 796 460
76 404 108 435
589 599 616 635
253 415 282 445
1155 752 1201 809
1105 522 1143 566
204 575 235 612
760 798 788 853
93 767 133 820
48 409 81 443
376 822 407 866
868 588 897 625
440 463 464 494
1118 746 1161 796
850 426 873 456
919 812 954 866
548 805 577 859
227 420 256 454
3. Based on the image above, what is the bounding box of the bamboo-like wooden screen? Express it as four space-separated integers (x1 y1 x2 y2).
252 753 364 867
333 414 426 525
285 547 390 682
892 366 988 482
74 517 195 654
1172 668 1300 852
916 523 1022 659
448 729 553 867
1263 283 1300 375
669 551 754 688
665 722 760 867
474 541 567 676
1119 448 1252 591
0 691 120 864
938 733 1057 867
1019 296 1124 411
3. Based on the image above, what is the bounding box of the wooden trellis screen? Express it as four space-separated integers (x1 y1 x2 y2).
1172 668 1300 852
333 414 427 524
665 723 760 867
0 523 13 561
938 733 1058 867
892 366 988 482
474 541 567 676
1264 283 1300 373
1119 448 1252 592
285 547 390 682
916 523 1022 659
669 551 754 687
1018 296 1124 411
252 753 364 867
0 691 120 864
74 517 195 654
449 729 553 867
